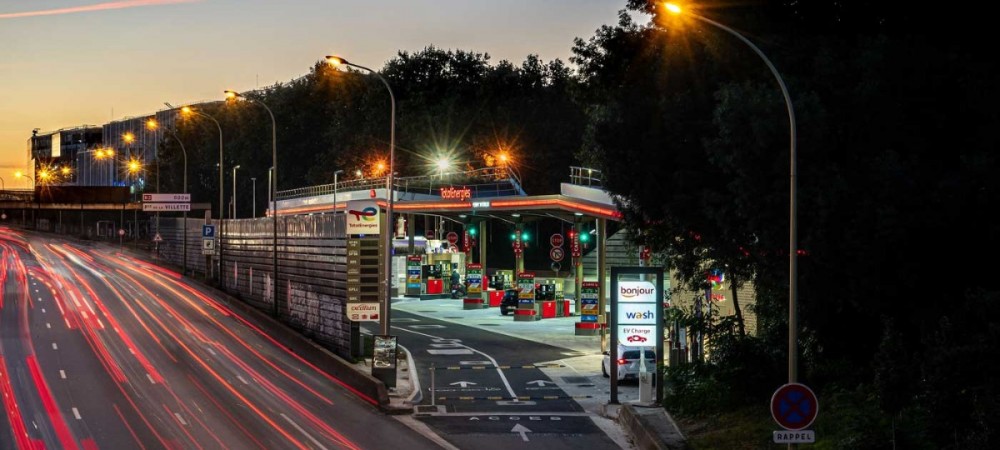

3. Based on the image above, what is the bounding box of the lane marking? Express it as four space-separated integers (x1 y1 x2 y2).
72 408 81 420
147 374 156 385
237 375 249 385
59 370 66 379
52 343 58 350
174 413 188 426
427 349 474 355
281 413 330 450
393 326 519 399
46 323 51 329
41 308 46 313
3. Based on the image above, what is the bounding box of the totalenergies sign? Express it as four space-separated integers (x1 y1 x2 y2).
346 200 380 235
618 281 657 302
440 186 472 201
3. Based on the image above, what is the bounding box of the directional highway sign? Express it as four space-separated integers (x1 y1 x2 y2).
143 193 190 202
142 203 190 212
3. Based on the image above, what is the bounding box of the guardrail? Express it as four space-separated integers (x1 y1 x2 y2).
276 166 527 201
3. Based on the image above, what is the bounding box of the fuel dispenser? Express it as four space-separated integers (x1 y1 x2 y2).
422 263 443 295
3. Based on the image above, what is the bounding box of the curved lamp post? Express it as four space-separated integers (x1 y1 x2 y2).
225 90 279 318
231 164 241 219
171 103 225 282
14 171 35 228
326 55 397 336
333 169 344 216
161 125 189 275
663 2 798 382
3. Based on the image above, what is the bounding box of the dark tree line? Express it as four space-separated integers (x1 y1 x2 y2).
155 1 999 446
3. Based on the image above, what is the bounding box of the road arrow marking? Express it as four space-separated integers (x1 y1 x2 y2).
526 380 555 387
511 424 532 442
449 381 477 388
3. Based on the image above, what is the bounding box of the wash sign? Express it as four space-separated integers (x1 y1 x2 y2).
616 281 659 347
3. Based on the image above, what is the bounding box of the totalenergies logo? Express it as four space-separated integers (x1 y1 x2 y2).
348 207 378 221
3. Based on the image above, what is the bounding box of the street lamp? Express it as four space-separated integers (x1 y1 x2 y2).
333 169 344 215
127 158 143 242
251 177 257 218
160 123 189 275
225 89 279 317
663 2 798 382
171 103 225 282
232 165 241 219
326 54 397 336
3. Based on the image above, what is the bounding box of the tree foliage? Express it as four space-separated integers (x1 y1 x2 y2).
574 1 1000 447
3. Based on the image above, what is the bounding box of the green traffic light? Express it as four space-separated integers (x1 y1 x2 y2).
580 232 590 243
468 226 477 236
521 232 530 241
510 232 517 241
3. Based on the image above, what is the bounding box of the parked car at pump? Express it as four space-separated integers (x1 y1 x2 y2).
602 345 656 381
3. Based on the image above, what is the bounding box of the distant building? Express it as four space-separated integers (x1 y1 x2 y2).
27 126 103 186
30 101 215 189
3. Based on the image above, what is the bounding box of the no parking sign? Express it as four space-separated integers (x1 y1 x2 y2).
771 382 818 443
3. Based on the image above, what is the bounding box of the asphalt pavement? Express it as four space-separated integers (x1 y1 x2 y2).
356 298 683 449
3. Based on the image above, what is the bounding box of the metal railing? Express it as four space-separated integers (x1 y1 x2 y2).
569 166 603 187
276 166 527 201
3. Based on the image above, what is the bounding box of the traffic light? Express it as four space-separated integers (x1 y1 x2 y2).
579 231 590 243
521 231 530 241
468 224 477 236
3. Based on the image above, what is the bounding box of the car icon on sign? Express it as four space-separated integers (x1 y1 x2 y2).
627 335 647 343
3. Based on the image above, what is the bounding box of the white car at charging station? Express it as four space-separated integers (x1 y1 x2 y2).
602 345 656 381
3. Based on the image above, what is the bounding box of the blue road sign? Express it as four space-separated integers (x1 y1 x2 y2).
771 383 819 430
202 224 216 238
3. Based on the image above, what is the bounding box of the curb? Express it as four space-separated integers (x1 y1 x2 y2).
619 404 689 450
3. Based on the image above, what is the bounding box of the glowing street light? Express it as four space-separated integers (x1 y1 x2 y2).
170 101 225 281
326 54 397 336
225 89 278 316
663 1 799 383
435 156 452 180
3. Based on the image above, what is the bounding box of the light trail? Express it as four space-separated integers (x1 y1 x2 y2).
0 0 201 20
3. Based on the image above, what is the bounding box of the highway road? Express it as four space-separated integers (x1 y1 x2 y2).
0 228 441 450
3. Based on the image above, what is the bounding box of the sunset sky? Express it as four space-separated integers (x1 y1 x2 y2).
0 0 624 184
